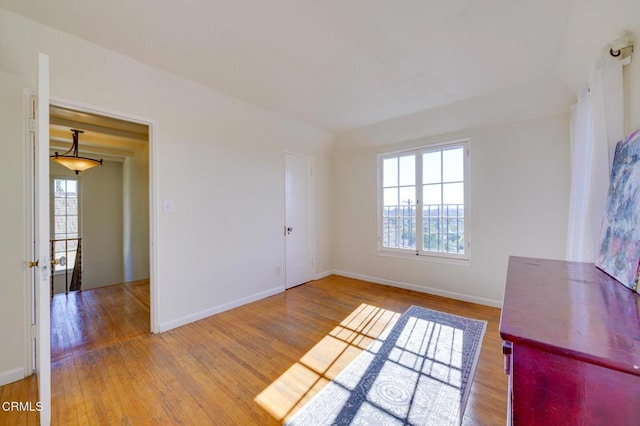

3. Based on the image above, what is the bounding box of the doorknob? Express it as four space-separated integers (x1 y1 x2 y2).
28 260 39 268
50 256 66 267
286 227 293 235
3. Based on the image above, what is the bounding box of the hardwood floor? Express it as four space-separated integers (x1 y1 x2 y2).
0 276 506 425
50 279 150 364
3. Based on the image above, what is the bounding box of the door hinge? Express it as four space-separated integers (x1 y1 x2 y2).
31 324 39 339
29 118 37 132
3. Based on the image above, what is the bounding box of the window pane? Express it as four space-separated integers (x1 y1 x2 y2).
383 188 398 207
54 179 67 196
398 187 415 205
443 182 464 205
443 147 464 182
444 218 463 253
423 206 441 252
423 151 441 184
66 198 78 215
423 184 441 205
382 216 398 247
398 199 416 250
382 153 417 250
67 217 79 234
51 178 79 273
383 158 398 187
66 180 78 196
399 155 415 186
54 216 66 234
55 198 65 215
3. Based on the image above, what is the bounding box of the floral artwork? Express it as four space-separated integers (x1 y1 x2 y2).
596 129 640 291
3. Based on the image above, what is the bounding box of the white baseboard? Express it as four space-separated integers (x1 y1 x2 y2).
314 270 333 280
159 285 284 332
331 269 502 308
0 367 25 387
158 270 501 333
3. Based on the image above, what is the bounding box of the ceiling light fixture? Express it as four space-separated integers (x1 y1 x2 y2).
51 129 103 174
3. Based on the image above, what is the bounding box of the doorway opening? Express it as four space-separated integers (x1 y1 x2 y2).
47 103 154 362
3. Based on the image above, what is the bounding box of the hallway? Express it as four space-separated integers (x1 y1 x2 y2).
51 280 150 364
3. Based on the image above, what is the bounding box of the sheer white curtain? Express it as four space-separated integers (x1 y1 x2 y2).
566 58 624 262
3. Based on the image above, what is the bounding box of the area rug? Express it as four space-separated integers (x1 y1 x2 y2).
286 305 487 426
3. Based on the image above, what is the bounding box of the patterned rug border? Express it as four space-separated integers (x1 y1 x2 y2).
286 305 487 426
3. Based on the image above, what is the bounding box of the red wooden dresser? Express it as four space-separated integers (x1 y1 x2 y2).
499 256 640 425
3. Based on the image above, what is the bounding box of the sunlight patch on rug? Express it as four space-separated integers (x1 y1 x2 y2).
285 306 487 426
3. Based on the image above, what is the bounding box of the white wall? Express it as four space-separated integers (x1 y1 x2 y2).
0 8 333 382
123 145 149 283
51 160 124 293
625 47 640 135
332 84 573 306
0 69 29 386
79 160 124 289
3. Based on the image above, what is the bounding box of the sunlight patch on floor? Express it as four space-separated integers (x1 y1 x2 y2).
254 303 401 422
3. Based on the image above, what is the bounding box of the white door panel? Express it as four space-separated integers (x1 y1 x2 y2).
35 52 51 426
285 152 314 289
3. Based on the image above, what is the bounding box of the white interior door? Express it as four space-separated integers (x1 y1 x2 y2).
33 52 52 426
285 152 314 289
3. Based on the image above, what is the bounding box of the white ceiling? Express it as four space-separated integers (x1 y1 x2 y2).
1 0 639 133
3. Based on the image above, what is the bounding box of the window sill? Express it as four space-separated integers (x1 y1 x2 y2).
377 250 471 267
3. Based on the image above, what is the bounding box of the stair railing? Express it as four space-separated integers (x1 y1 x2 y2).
49 237 82 296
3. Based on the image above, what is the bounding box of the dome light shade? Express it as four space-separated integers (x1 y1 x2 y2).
50 129 103 174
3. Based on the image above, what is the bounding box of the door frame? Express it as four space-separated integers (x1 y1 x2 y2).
23 90 36 378
24 95 161 375
50 95 160 333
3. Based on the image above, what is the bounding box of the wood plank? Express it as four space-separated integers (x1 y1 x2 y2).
0 275 506 424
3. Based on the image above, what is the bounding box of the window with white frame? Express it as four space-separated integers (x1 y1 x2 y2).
379 139 469 260
51 177 80 273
